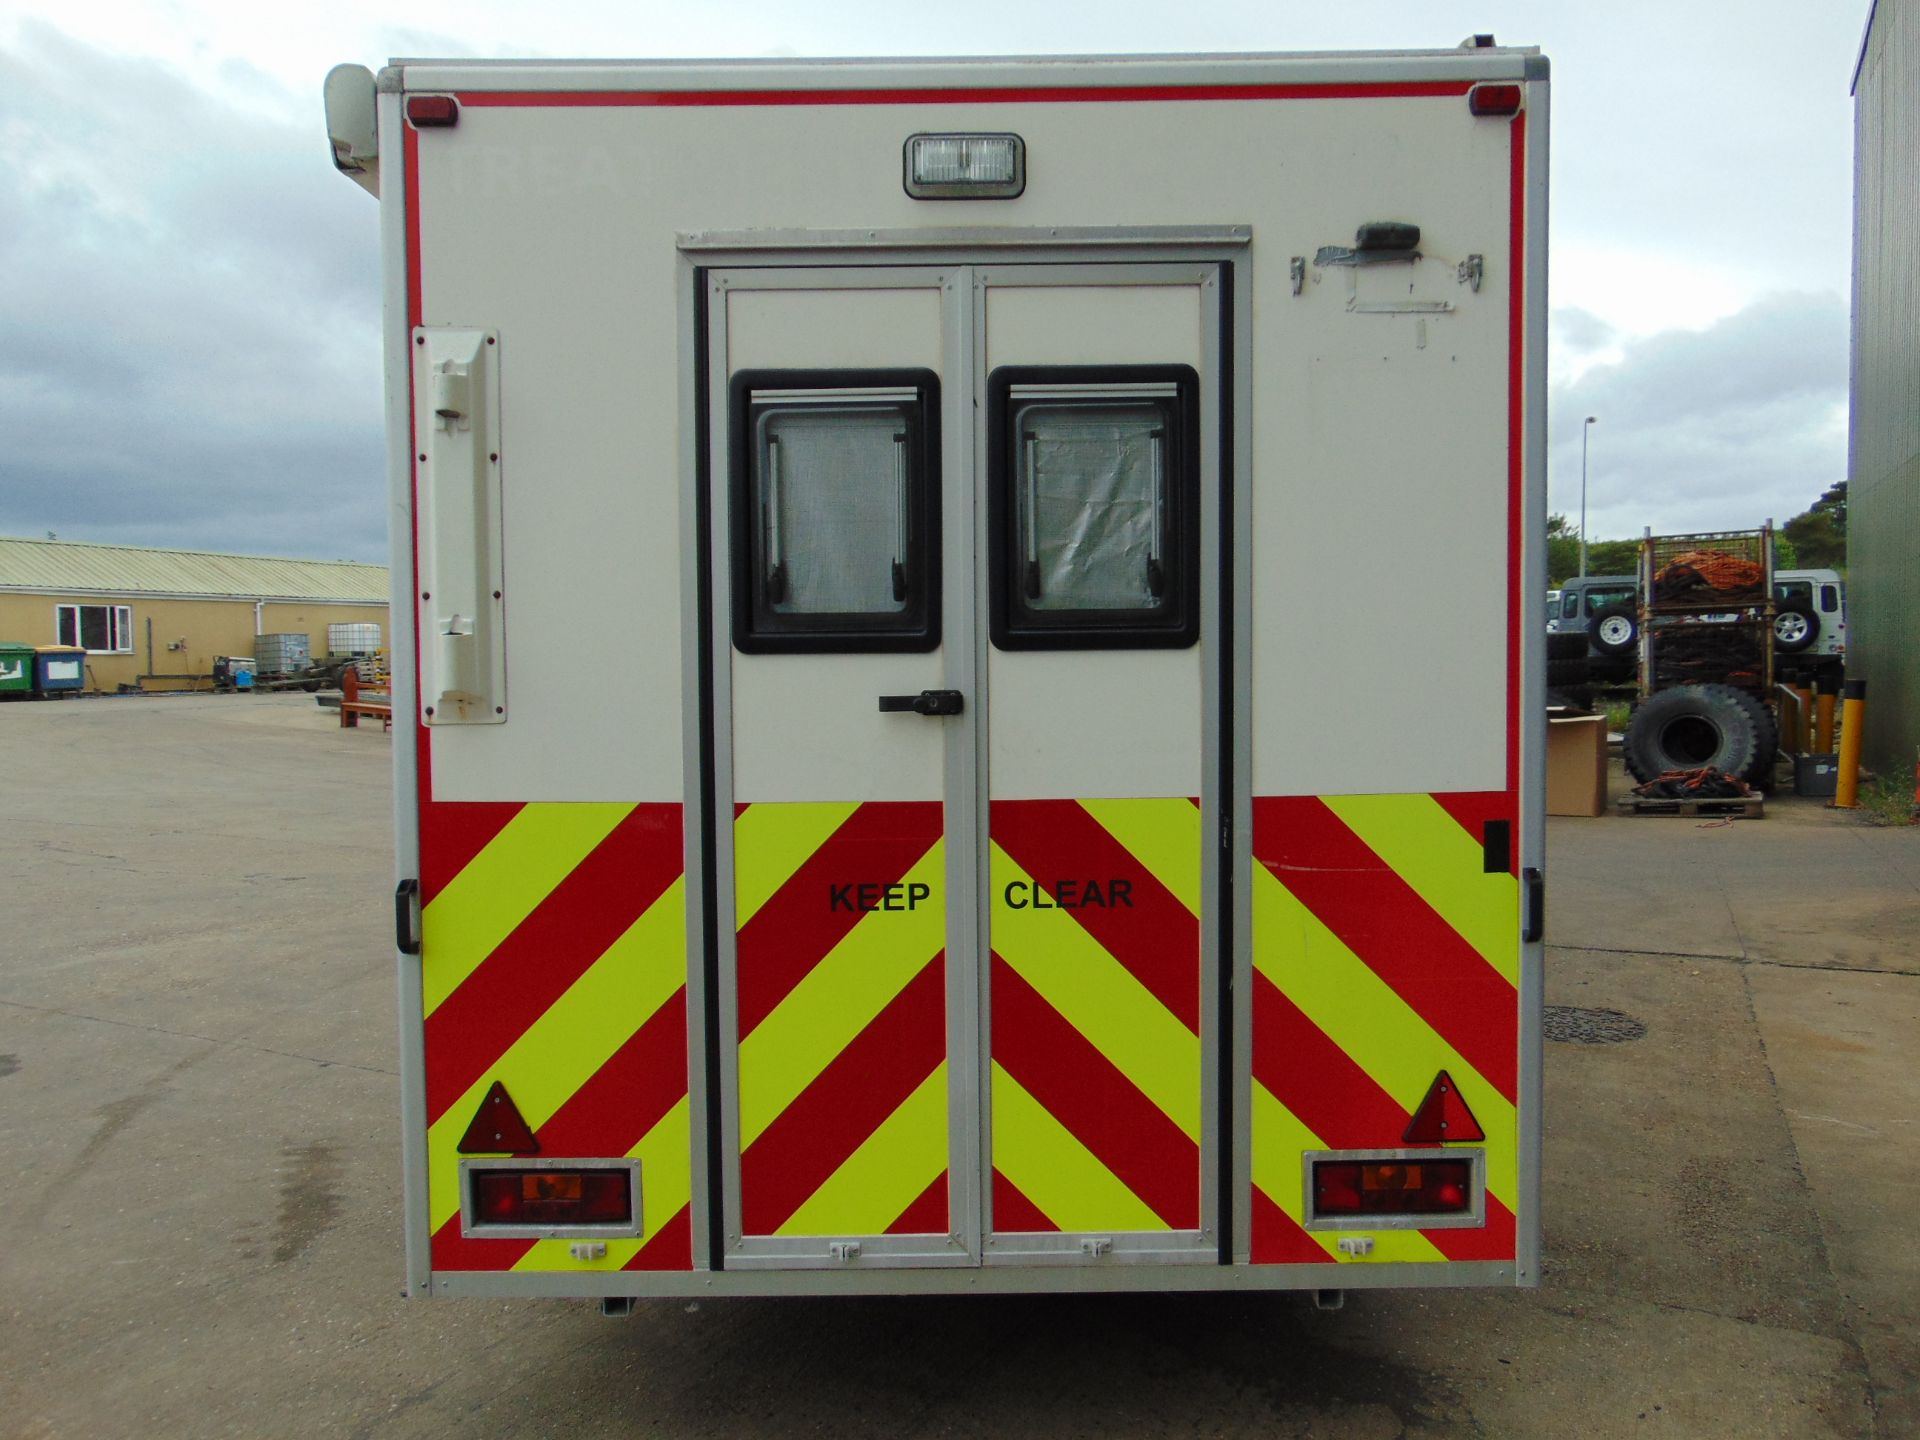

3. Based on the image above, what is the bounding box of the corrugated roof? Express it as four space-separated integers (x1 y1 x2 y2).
0 537 388 603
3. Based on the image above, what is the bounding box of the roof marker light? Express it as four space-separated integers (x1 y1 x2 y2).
407 95 459 128
1469 84 1523 117
904 133 1025 200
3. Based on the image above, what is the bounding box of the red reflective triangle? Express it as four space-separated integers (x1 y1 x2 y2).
458 1080 541 1155
1402 1070 1485 1145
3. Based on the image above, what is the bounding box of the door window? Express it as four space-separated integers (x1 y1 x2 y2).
730 370 940 652
987 366 1200 649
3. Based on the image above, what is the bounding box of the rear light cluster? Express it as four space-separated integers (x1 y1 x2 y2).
471 1168 631 1227
1313 1159 1472 1218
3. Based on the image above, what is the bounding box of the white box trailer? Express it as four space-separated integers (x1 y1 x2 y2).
326 42 1548 1303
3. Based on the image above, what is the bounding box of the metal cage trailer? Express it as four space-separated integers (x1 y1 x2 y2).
327 42 1549 1306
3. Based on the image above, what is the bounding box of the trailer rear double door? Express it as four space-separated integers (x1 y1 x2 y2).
711 263 1223 1270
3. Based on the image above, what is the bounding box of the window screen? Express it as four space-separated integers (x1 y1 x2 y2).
988 365 1200 649
730 369 939 653
1819 584 1840 612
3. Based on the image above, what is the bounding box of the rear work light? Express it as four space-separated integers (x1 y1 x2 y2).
407 95 459 128
1312 1159 1473 1219
468 1166 632 1230
904 133 1025 199
1468 83 1523 117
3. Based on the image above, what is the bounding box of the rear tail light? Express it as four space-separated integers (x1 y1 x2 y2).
1469 83 1523 117
471 1167 631 1227
1312 1159 1473 1218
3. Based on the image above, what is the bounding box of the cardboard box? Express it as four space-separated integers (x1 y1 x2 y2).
1547 715 1609 816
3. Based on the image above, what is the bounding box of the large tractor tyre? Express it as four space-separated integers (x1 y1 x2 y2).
1623 684 1768 784
1589 604 1639 657
1724 687 1782 783
1547 656 1591 689
1547 631 1588 662
1773 602 1820 653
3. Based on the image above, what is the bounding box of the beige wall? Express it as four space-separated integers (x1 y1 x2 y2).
0 593 390 692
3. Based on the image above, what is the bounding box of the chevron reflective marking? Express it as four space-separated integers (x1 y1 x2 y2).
987 797 1202 1238
1251 863 1517 1210
512 1097 692 1270
991 1064 1165 1234
989 841 1200 1138
1250 1083 1446 1265
1320 793 1520 986
421 801 633 1016
419 801 690 1274
733 800 860 927
428 877 687 1230
776 1064 949 1237
1250 791 1520 1265
1254 795 1517 1098
732 802 951 1239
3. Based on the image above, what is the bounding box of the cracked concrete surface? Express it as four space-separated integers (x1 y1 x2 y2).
0 697 1913 1438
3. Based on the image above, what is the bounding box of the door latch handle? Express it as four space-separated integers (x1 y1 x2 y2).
1522 867 1544 943
395 878 421 956
878 689 964 716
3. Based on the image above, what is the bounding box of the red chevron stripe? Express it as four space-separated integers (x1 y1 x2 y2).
992 955 1198 1229
419 801 523 903
991 1169 1057 1233
1253 796 1517 1099
1250 1186 1327 1265
1251 971 1410 1149
1426 1193 1517 1262
624 1205 692 1271
739 955 945 1236
424 804 684 1123
736 801 943 1038
886 1173 950 1236
532 988 688 1157
1431 790 1518 874
989 799 1199 1034
430 1213 532 1272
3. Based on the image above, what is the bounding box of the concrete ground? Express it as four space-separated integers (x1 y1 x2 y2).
1 694 1914 1439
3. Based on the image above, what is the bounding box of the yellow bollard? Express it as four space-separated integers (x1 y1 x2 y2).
1814 676 1838 754
1834 679 1866 808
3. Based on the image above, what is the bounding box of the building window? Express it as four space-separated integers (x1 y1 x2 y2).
56 604 133 654
730 369 941 653
988 365 1201 650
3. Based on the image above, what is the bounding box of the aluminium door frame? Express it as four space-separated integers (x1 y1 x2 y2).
680 228 1253 1275
701 263 979 1270
968 259 1232 1266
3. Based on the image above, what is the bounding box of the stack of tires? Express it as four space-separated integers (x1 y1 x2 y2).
1622 684 1778 786
1546 630 1589 689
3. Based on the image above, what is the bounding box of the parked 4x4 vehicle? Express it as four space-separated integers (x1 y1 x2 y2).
1546 574 1639 684
1772 568 1846 685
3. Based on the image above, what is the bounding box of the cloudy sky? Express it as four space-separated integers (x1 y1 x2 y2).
0 2 1868 562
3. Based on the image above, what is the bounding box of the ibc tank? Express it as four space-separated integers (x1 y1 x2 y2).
328 622 382 655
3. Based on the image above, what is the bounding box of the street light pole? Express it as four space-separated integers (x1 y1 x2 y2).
1579 415 1598 577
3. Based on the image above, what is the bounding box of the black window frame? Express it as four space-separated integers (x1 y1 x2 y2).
729 368 942 655
986 364 1202 651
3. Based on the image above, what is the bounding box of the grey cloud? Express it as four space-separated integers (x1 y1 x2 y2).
1550 293 1848 538
0 23 385 560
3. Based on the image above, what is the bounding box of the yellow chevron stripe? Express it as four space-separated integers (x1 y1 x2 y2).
992 1064 1165 1233
1076 797 1203 915
1252 862 1516 1209
428 878 687 1231
777 1064 949 1237
990 842 1200 1140
422 802 634 1016
733 801 861 928
1251 1081 1446 1265
737 843 945 1149
510 1097 693 1271
1320 794 1519 986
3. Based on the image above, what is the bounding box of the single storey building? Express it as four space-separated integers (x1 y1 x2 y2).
0 537 389 693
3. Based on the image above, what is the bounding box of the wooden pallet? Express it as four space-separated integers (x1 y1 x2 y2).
1615 793 1764 818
